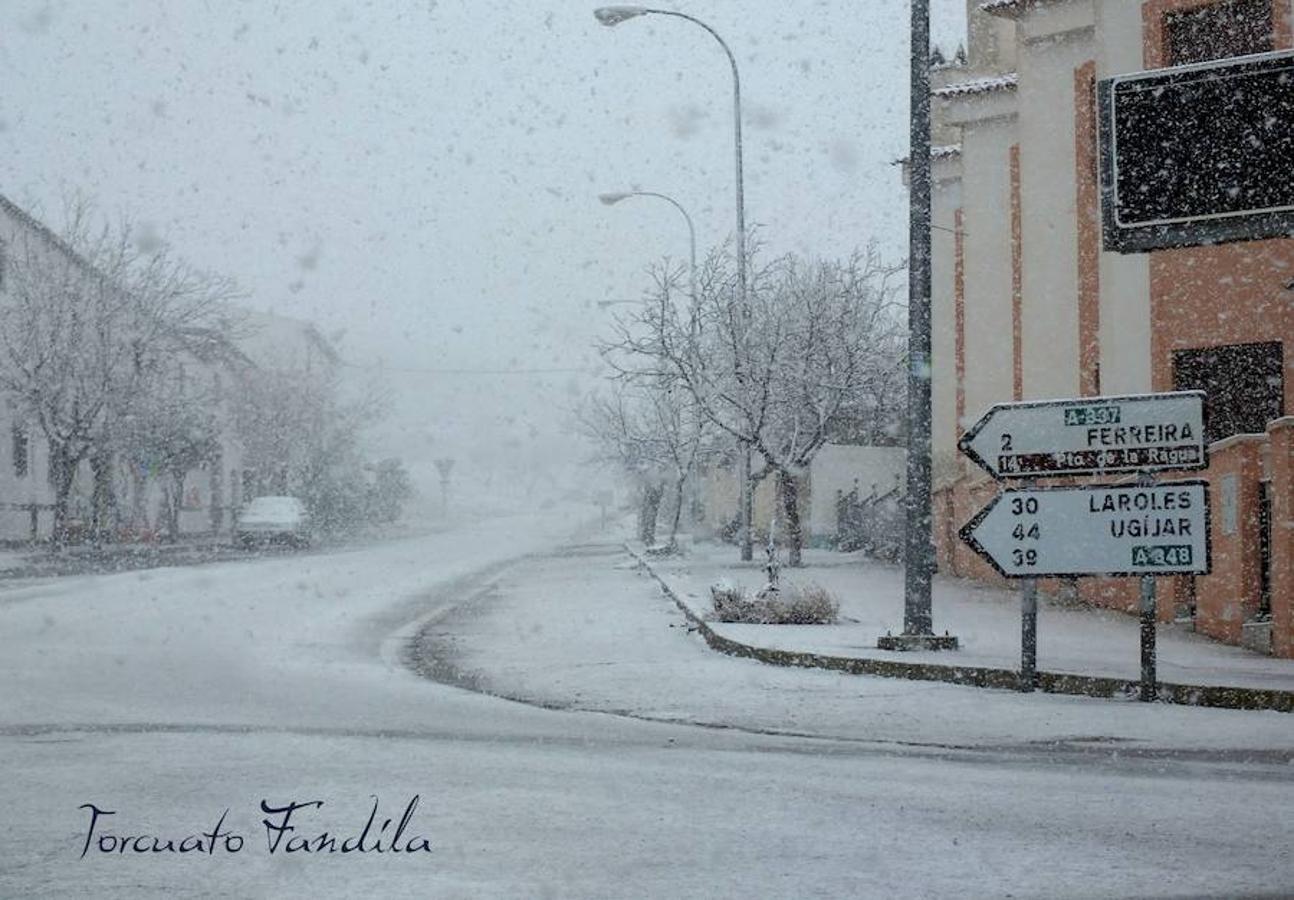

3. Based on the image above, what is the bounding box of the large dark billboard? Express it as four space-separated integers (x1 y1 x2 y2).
1098 49 1294 253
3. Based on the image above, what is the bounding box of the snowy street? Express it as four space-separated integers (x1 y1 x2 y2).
3 515 1293 898
3 0 1293 897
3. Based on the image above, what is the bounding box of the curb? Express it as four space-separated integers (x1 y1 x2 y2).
626 545 1294 714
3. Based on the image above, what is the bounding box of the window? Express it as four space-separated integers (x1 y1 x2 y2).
11 425 27 478
1172 341 1284 443
1166 0 1275 67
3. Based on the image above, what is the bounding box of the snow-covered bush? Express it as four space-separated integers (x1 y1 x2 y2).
709 580 839 625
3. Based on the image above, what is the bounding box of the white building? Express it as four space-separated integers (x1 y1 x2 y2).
0 193 339 543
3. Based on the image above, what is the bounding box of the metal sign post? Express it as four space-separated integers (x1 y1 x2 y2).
1020 480 1038 693
1021 575 1038 692
1139 572 1157 701
1137 471 1158 702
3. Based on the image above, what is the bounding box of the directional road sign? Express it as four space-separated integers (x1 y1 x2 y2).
958 392 1206 480
958 480 1210 579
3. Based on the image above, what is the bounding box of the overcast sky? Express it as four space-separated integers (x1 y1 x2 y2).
0 0 967 491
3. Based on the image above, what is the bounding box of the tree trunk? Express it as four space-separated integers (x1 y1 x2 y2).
639 482 664 545
777 469 804 567
209 451 224 534
667 473 687 550
50 442 78 547
164 470 185 542
128 465 150 538
90 451 115 545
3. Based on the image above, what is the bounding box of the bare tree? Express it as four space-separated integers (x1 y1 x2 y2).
606 245 904 565
115 358 222 541
0 199 237 541
577 380 711 550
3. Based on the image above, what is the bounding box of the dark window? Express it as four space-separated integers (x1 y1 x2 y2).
1172 341 1284 443
1166 0 1274 67
11 425 27 478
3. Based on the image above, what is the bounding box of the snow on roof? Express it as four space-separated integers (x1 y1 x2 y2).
891 144 963 167
978 0 1062 18
931 73 1019 98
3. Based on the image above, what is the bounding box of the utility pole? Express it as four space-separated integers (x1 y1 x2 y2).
879 0 958 652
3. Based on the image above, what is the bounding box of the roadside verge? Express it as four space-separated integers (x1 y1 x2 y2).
628 545 1294 714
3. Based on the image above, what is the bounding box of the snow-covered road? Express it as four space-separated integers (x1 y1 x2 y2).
2 515 1292 898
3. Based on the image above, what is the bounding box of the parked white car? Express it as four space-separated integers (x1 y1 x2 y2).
235 496 311 548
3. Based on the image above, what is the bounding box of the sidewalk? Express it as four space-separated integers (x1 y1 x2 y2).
635 539 1294 702
0 536 250 581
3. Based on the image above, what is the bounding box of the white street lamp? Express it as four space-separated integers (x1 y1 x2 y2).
598 190 697 305
595 5 754 561
593 6 649 26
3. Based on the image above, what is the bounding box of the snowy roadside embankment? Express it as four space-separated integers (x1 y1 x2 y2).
411 539 1294 753
639 541 1294 698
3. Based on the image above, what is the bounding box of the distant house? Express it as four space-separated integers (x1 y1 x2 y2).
0 192 339 543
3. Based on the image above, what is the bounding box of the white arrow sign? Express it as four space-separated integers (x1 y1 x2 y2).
959 481 1211 578
958 392 1207 480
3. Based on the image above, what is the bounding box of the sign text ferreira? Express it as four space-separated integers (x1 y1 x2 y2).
958 392 1207 480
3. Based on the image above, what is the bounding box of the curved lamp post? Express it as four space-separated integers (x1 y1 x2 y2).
595 5 754 561
593 7 743 310
598 190 697 304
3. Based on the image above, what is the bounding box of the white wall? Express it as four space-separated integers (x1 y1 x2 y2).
959 114 1017 434
931 170 962 481
1092 0 1154 394
807 445 906 538
1016 16 1095 401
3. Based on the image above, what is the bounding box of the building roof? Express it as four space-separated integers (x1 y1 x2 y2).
892 144 963 167
232 306 341 372
931 73 1018 98
0 193 99 279
978 0 1064 18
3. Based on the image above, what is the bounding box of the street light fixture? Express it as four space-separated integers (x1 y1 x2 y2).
595 5 754 561
598 190 697 305
593 6 649 26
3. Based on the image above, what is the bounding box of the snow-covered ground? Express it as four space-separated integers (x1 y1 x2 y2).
642 540 1294 693
423 541 1294 751
2 515 1292 898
